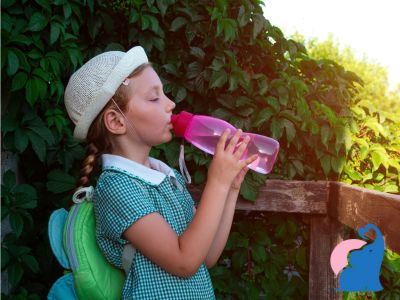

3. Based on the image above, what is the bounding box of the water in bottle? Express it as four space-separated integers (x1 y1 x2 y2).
171 111 279 174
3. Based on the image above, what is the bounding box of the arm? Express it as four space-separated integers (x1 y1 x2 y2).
204 165 250 268
123 129 257 278
204 187 239 268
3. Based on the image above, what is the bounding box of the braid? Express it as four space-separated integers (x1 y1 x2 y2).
76 143 99 190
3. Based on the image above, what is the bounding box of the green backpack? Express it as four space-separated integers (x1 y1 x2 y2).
48 187 133 299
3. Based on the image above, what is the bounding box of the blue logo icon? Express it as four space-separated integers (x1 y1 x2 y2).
331 223 384 292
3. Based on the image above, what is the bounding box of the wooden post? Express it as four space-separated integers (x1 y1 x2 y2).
309 215 343 300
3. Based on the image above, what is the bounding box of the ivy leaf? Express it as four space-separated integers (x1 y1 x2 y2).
170 17 187 32
9 211 24 238
252 244 266 263
252 13 265 39
270 118 284 140
21 255 39 273
253 108 273 128
7 49 19 76
282 119 296 144
7 262 24 287
331 156 346 174
209 70 227 89
14 128 29 153
26 131 46 162
28 12 48 31
47 169 76 193
320 154 331 176
11 71 28 91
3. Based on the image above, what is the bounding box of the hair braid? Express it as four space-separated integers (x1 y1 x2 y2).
76 143 99 190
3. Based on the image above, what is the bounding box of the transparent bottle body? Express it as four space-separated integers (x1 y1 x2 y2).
184 115 279 174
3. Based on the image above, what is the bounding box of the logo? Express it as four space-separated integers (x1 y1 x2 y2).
330 223 384 292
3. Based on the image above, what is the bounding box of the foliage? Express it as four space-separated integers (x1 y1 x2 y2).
297 34 400 194
1 0 398 299
298 34 400 299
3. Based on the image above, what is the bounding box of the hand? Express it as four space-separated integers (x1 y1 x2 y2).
230 165 250 191
208 128 258 189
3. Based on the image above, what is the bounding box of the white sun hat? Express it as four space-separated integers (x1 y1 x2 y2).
64 46 148 141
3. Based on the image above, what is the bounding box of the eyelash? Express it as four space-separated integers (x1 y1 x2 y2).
150 98 159 102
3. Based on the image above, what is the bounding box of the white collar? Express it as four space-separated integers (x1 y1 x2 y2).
101 154 176 186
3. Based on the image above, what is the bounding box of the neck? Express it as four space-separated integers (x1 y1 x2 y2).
111 138 152 168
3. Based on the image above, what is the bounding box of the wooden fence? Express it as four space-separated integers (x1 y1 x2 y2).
190 180 400 300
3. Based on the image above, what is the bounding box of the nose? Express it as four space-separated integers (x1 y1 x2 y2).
166 97 176 112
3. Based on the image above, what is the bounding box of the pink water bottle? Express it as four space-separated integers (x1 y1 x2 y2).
171 111 279 174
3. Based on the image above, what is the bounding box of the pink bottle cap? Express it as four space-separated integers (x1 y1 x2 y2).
171 111 194 137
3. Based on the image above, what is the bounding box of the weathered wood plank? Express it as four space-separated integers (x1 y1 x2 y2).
309 215 343 300
188 180 329 214
328 182 400 254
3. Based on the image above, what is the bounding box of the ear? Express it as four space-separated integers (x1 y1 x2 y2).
103 108 127 135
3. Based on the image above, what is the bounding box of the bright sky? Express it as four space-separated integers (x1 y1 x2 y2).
262 0 400 90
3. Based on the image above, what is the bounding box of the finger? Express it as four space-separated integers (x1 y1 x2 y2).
226 129 242 153
216 128 231 153
234 135 251 158
245 154 259 166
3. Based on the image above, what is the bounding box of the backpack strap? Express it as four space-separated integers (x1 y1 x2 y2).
122 244 136 275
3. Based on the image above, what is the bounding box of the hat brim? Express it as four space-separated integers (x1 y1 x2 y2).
73 46 148 141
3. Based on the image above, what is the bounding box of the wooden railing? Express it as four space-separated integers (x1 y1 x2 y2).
189 180 400 300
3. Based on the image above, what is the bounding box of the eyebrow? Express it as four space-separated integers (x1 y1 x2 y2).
145 85 163 94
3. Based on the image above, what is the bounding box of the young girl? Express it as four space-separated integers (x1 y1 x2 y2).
64 46 258 299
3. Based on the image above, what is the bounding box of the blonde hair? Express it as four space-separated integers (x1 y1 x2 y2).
76 63 151 190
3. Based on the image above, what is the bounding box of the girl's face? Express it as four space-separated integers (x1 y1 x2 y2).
123 66 176 147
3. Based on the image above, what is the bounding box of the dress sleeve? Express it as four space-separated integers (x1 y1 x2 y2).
95 172 158 241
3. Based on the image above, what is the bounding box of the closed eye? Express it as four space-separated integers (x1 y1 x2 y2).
149 98 159 102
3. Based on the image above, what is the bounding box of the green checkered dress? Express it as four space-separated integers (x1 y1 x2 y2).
94 154 215 299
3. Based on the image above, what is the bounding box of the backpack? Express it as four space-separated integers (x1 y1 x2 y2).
47 186 133 299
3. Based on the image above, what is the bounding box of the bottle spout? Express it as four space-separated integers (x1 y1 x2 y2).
171 111 194 137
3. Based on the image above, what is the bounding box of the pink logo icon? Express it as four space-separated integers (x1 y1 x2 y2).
330 239 367 276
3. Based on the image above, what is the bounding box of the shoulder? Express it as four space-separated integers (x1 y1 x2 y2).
96 170 152 201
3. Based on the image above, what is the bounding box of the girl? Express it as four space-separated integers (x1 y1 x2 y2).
64 46 258 299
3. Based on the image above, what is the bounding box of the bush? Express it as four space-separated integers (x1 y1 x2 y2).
1 0 397 298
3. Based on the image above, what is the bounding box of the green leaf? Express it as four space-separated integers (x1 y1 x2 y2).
21 255 39 273
232 249 247 269
9 211 24 237
331 156 346 174
1 115 19 133
189 47 205 59
320 154 331 176
253 108 274 128
156 0 169 17
63 3 72 19
7 49 19 76
26 131 46 162
27 119 54 145
47 169 76 193
14 184 37 209
283 119 296 144
252 13 265 39
187 61 202 79
11 72 28 91
28 12 48 31
170 17 187 32
1 249 10 269
50 22 61 44
209 71 227 88
371 150 384 172
2 170 16 190
8 262 24 287
175 87 187 103
320 125 331 149
26 77 39 106
270 118 284 140
14 128 29 153
252 244 266 263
